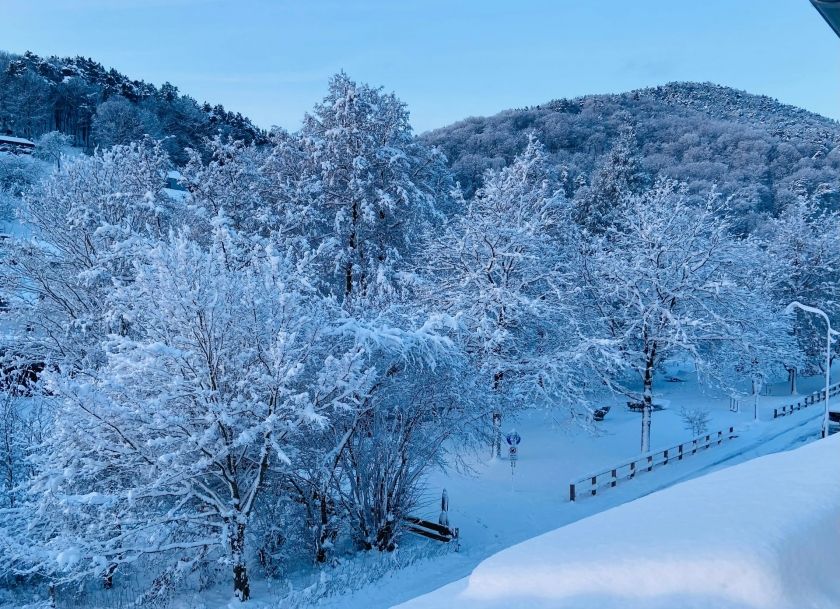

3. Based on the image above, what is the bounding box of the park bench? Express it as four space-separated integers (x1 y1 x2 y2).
627 401 665 412
403 516 459 543
593 406 611 421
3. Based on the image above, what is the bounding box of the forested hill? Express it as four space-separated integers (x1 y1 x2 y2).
422 82 840 229
3 49 839 231
0 50 266 163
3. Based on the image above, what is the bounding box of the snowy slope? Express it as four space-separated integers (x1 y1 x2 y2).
396 434 840 609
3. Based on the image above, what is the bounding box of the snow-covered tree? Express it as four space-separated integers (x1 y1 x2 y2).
0 387 48 510
1 140 180 374
332 312 476 553
0 152 47 226
424 136 600 456
572 126 649 233
758 194 840 375
180 132 318 253
579 178 794 452
299 72 452 303
33 131 73 170
91 96 159 148
270 73 473 558
7 230 456 601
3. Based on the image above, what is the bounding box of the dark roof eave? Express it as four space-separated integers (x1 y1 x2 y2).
811 0 840 39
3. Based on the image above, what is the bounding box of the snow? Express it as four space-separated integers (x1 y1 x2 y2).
0 135 35 146
1 355 834 609
396 433 840 609
293 364 836 609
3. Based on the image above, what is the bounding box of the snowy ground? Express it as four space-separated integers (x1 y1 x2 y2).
396 431 840 609
302 368 835 609
18 367 836 609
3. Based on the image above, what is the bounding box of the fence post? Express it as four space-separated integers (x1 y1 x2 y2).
647 455 653 472
678 444 683 460
611 469 617 488
717 430 722 445
591 475 596 496
663 449 669 465
729 426 734 439
774 408 777 419
692 439 697 455
570 482 576 502
629 461 636 479
439 489 450 527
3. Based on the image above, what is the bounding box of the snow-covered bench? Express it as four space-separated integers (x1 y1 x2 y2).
627 401 665 412
592 406 611 421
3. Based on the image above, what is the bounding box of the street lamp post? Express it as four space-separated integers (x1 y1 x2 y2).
784 301 837 438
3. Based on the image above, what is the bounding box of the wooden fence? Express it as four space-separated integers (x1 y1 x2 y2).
569 426 737 501
773 381 840 419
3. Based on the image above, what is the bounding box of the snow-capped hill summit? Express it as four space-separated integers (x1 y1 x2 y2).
422 82 840 228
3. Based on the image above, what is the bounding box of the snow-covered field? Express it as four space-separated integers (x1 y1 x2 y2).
272 367 835 609
396 431 840 609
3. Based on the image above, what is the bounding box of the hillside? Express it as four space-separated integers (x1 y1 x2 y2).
422 82 840 230
0 50 266 163
3 51 837 230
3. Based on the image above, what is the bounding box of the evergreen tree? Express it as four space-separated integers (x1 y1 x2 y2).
572 127 649 233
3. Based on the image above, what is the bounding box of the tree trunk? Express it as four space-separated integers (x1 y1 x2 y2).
789 367 797 395
314 492 334 563
102 563 117 589
103 521 122 589
491 409 502 459
491 370 503 458
230 523 250 601
641 349 655 454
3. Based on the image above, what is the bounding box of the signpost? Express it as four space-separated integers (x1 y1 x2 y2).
506 430 521 480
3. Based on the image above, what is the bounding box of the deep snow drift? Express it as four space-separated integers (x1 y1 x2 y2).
396 434 840 609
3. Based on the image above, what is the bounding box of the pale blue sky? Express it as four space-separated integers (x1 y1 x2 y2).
1 0 839 132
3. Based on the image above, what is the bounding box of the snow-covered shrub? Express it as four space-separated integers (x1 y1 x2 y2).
33 131 73 170
679 406 712 437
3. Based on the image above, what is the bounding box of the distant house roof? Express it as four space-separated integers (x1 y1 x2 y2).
0 135 35 147
811 0 840 38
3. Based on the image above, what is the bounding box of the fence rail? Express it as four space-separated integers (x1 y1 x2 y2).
772 382 840 419
569 426 736 501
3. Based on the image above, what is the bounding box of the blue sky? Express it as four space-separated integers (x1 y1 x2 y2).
1 0 839 133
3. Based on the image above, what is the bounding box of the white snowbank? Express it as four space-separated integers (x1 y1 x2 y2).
395 435 840 609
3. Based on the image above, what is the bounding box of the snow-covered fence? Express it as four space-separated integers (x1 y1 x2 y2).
569 426 737 501
773 382 840 419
